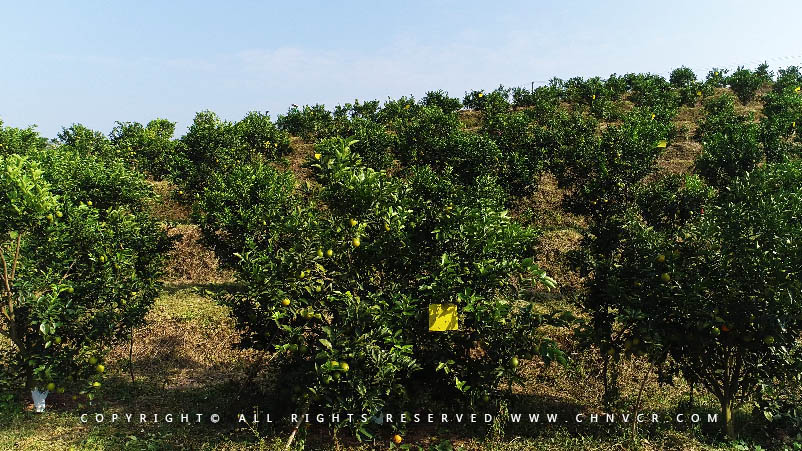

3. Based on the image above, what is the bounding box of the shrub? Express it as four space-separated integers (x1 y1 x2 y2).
172 110 289 194
463 86 511 114
350 99 382 122
755 62 774 84
56 124 113 157
172 111 240 193
635 173 716 232
553 108 673 216
194 161 298 269
392 105 461 166
626 73 678 114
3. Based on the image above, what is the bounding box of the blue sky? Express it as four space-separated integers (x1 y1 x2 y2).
2 0 802 138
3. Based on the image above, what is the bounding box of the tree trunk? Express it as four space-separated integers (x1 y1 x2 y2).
721 397 735 439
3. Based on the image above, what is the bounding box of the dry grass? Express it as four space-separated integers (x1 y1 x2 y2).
163 224 234 286
147 179 192 223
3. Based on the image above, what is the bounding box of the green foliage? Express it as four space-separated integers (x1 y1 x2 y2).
695 95 762 188
0 121 47 156
552 108 672 216
482 111 547 194
760 89 802 162
705 68 730 88
727 66 764 104
171 110 290 195
0 154 59 233
625 73 678 114
635 173 715 232
0 149 168 397
754 62 774 84
234 111 292 160
462 86 511 114
194 160 303 269
109 119 177 179
669 66 697 88
669 67 709 106
348 118 398 170
376 96 419 124
600 160 802 438
510 84 561 120
56 124 113 157
276 104 337 140
422 90 463 113
392 105 461 167
755 372 802 442
772 66 802 94
201 138 564 434
32 147 153 213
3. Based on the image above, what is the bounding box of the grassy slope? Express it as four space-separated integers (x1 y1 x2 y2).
0 92 778 450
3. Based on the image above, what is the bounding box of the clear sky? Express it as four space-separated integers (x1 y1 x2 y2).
2 0 802 138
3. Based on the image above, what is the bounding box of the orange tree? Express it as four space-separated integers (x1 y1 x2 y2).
548 107 674 405
109 119 178 179
601 161 802 438
195 138 567 439
0 140 168 400
694 94 762 188
170 110 291 196
760 88 802 162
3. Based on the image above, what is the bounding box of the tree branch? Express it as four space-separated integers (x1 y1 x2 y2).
10 234 21 281
0 247 11 295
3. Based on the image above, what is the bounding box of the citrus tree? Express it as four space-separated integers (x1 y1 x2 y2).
109 119 178 179
171 110 291 195
603 161 802 438
760 88 802 162
196 138 566 438
727 67 764 104
0 144 168 402
695 95 762 188
0 120 47 156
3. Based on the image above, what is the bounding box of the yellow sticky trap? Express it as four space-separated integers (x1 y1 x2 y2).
697 91 702 96
429 304 458 331
656 140 668 148
795 86 801 93
651 113 655 120
592 94 596 100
